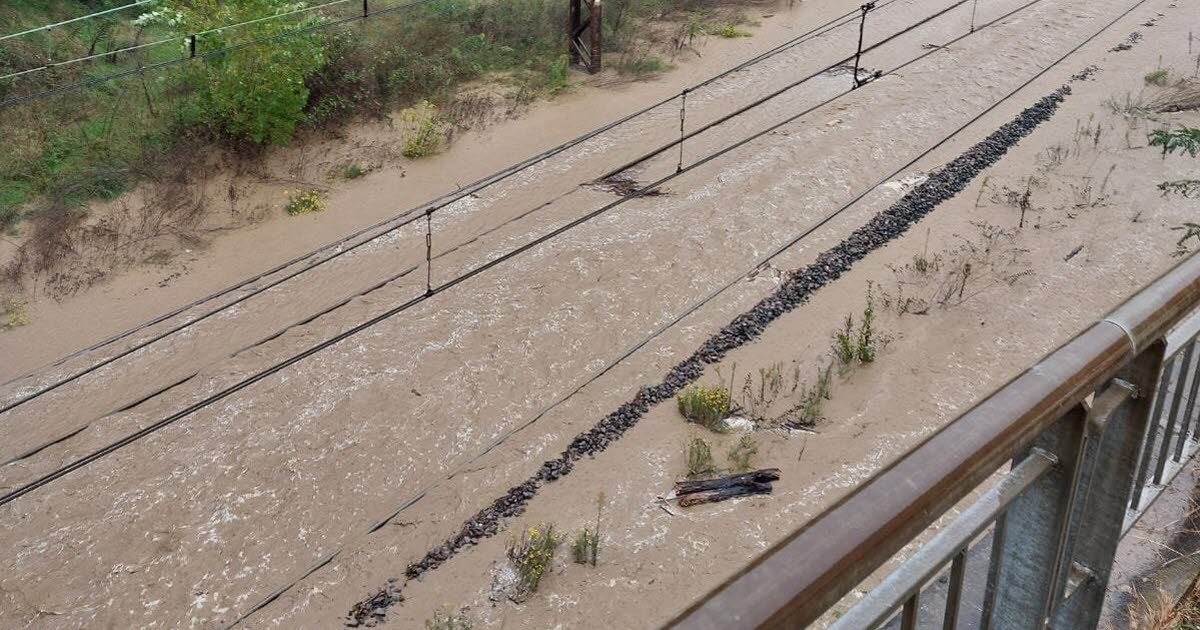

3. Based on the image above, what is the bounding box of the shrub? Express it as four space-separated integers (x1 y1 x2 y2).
727 435 757 472
676 383 730 429
285 189 326 216
1149 127 1200 158
159 0 327 145
402 101 444 159
508 524 561 598
685 435 717 479
426 608 472 630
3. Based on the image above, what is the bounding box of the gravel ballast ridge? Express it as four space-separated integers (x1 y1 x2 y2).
346 83 1075 625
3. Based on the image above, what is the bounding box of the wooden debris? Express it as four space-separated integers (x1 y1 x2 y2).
678 481 774 507
673 468 780 507
674 469 780 495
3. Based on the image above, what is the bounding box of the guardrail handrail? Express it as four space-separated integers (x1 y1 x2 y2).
670 252 1200 629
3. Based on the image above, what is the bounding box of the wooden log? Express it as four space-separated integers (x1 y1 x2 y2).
675 468 781 495
677 481 774 507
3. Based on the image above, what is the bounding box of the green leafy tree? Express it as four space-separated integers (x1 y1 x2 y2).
149 0 326 145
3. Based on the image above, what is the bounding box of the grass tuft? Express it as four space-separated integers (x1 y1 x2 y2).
426 608 472 630
340 163 367 179
1 295 30 331
685 435 718 479
571 492 605 566
1146 67 1170 86
727 435 758 472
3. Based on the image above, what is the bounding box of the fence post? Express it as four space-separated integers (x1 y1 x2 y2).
982 404 1089 628
1049 341 1166 628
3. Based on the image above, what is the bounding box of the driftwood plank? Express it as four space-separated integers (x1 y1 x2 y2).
674 468 781 495
677 481 774 507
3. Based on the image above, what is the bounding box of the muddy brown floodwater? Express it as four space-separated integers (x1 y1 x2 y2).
2 0 1198 627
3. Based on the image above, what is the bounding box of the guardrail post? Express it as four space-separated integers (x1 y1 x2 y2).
1049 341 1166 629
982 405 1088 628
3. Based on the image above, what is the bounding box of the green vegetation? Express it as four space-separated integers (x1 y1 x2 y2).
426 608 473 630
676 383 731 429
570 492 605 566
685 435 717 479
614 54 673 77
726 434 757 471
284 189 326 216
339 163 367 179
0 0 725 241
507 524 561 599
401 100 444 159
833 286 880 368
1 295 30 331
1145 67 1170 86
1149 127 1200 158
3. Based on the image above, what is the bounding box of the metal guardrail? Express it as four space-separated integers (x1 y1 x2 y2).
669 252 1200 629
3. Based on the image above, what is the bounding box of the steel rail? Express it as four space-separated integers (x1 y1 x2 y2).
667 0 1160 621
0 0 891 411
0 0 1059 508
225 0 1130 622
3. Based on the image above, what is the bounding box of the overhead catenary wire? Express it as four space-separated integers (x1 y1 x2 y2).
224 0 1153 624
0 0 439 109
0 0 885 410
0 0 1077 509
0 0 353 83
0 0 155 43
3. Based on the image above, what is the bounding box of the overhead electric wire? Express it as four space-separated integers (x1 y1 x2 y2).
0 0 352 83
224 0 1152 624
0 0 1071 509
0 0 154 43
0 1 885 412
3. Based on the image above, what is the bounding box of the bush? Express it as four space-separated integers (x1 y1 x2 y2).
159 0 327 145
285 189 326 216
677 383 730 429
508 524 561 599
402 101 444 159
1145 68 1169 86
